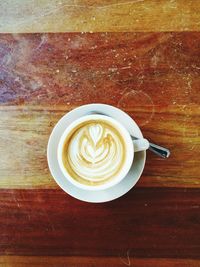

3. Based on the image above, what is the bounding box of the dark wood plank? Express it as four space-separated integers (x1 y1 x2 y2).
0 188 199 258
1 256 200 267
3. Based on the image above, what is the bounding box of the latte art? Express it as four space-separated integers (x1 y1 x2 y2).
62 120 126 186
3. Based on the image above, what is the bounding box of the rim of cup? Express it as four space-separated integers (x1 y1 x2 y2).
57 114 134 191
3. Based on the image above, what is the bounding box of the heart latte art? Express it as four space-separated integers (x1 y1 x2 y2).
62 120 126 186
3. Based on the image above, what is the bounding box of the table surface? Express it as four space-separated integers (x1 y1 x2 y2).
0 1 200 266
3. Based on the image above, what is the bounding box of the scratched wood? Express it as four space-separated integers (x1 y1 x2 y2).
1 256 200 267
0 0 200 33
1 2 200 264
0 32 199 188
1 32 200 106
0 189 200 258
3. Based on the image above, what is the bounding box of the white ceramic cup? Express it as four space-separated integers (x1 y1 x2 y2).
57 114 149 191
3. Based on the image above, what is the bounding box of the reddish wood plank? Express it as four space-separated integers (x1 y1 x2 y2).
0 32 200 106
0 188 199 258
1 256 200 267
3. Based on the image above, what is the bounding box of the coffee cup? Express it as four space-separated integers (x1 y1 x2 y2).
57 114 148 191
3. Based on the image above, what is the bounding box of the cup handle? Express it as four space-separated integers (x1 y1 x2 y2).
133 138 149 152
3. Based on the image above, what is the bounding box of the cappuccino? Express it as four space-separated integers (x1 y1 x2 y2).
62 119 126 186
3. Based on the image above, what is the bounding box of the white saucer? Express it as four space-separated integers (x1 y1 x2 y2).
47 104 146 203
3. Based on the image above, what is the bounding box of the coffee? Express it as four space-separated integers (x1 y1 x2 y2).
62 119 126 186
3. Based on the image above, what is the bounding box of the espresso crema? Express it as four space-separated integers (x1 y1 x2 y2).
62 120 126 186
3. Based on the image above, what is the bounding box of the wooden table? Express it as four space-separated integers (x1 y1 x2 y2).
0 1 200 266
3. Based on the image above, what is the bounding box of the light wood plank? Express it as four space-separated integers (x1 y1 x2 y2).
0 0 200 33
0 105 199 188
1 256 200 267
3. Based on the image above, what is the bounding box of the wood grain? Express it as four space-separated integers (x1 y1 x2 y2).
0 188 200 258
0 32 199 188
0 16 200 264
1 256 200 267
0 0 200 33
0 106 199 189
1 32 200 106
